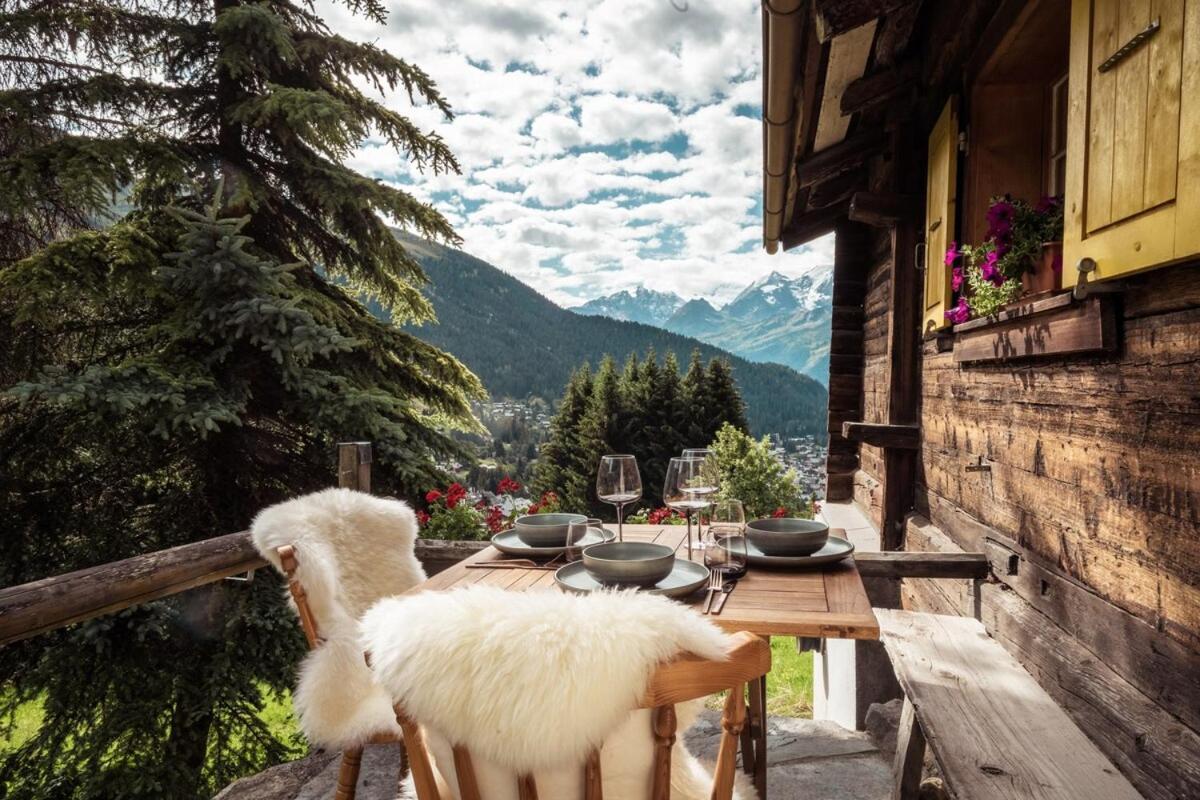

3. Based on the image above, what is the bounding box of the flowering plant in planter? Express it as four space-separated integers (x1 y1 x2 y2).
945 195 1065 323
418 477 528 540
625 506 687 525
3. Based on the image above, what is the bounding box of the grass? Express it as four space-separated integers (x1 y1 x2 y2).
706 640 814 718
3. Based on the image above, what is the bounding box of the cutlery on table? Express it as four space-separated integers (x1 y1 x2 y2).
466 555 563 571
711 579 737 615
702 569 724 614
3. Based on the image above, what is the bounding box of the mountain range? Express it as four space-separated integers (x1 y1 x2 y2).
572 269 833 384
394 235 827 439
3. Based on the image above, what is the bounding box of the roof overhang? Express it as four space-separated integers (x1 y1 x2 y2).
761 0 922 252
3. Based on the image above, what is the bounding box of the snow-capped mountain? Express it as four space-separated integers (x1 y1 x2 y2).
572 267 834 384
571 287 684 326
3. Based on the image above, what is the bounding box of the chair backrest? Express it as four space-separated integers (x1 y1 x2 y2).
360 585 771 800
396 632 770 800
250 487 426 642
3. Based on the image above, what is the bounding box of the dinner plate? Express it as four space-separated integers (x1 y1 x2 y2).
743 535 855 567
491 526 614 558
554 559 710 599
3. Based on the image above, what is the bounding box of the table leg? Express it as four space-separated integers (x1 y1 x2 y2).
749 674 768 798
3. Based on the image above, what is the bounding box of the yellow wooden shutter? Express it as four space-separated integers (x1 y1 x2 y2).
1064 0 1199 287
923 98 958 333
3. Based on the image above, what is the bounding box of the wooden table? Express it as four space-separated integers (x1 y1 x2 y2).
413 523 880 797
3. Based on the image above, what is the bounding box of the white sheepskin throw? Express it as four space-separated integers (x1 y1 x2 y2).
250 488 426 748
363 586 758 800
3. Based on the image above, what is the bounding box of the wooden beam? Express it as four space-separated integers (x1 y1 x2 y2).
842 422 920 449
779 199 849 250
796 130 885 187
847 191 917 226
813 0 916 41
808 168 866 210
841 62 918 115
873 1 923 66
337 441 372 491
854 551 988 579
0 532 267 646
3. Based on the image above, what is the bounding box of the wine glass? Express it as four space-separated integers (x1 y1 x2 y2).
663 456 711 559
597 454 642 542
705 499 748 580
681 449 717 543
563 520 591 564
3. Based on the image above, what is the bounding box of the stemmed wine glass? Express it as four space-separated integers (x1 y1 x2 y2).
597 454 642 542
664 456 714 559
681 448 716 543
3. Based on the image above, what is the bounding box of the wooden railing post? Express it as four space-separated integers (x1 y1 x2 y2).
337 442 372 492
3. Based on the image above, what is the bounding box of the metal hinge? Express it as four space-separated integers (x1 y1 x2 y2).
958 129 969 155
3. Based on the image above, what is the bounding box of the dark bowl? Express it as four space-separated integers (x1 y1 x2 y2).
745 518 829 556
582 542 676 587
513 513 588 547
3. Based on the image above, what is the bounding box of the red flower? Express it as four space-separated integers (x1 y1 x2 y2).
425 489 443 504
771 506 788 518
647 507 679 525
528 502 541 514
416 510 430 526
446 482 467 508
497 476 522 495
485 505 505 533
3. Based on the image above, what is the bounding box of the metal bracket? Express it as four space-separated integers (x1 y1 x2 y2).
1098 18 1160 73
914 241 927 272
1072 257 1124 300
965 454 991 473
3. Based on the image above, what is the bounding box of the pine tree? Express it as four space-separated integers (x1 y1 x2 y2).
0 2 482 796
681 349 711 448
532 364 592 510
706 357 749 435
576 355 623 517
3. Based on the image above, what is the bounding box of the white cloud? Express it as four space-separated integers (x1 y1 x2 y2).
321 0 833 308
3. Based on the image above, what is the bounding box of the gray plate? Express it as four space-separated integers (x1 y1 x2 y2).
491 526 614 558
554 558 710 599
744 535 855 567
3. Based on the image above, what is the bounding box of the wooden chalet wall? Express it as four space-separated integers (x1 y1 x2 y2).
823 1 1200 797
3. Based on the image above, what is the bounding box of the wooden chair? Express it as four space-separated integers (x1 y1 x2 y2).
391 631 771 800
278 545 408 800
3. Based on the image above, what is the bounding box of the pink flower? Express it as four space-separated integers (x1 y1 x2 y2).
1035 195 1061 215
944 243 959 267
951 264 964 291
944 296 971 325
979 250 1006 287
986 199 1016 239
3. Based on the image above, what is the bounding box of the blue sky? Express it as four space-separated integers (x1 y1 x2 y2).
322 0 833 307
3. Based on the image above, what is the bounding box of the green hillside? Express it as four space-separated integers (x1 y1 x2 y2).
395 235 828 438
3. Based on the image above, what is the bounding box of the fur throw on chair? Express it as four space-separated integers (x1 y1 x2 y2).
361 585 759 800
251 488 426 749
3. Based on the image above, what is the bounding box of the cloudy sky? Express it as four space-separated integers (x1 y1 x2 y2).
322 0 834 307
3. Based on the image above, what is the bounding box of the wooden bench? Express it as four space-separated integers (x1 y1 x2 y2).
877 609 1143 800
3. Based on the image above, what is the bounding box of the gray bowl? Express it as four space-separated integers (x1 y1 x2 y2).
745 518 830 556
514 513 588 547
582 542 676 587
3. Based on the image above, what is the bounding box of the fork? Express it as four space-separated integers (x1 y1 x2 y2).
703 569 724 614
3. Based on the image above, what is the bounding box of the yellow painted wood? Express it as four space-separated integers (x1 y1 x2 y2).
923 98 957 333
1065 0 1196 288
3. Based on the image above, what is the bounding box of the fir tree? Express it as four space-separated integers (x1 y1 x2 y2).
681 349 710 448
0 2 482 796
706 357 749 435
576 355 623 517
532 364 591 510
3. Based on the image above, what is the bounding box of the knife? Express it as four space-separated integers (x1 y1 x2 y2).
712 580 737 615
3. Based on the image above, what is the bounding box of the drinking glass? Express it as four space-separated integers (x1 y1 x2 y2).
597 454 642 542
704 499 748 580
681 449 718 543
664 456 712 559
563 520 591 564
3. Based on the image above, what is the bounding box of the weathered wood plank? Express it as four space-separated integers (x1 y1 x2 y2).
952 295 1117 364
847 191 917 227
841 422 920 449
854 550 987 579
813 0 916 41
0 532 267 646
878 609 1143 800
